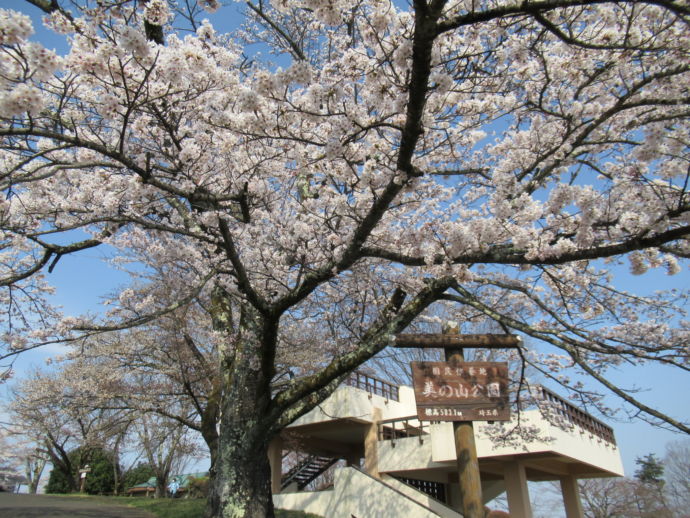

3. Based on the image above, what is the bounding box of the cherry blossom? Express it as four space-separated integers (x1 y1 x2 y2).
0 1 688 517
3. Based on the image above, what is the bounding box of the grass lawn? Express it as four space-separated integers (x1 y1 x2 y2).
53 494 321 518
126 496 205 518
127 497 323 518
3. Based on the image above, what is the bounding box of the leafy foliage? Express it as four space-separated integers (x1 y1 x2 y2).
186 475 210 498
45 467 74 494
45 447 119 495
634 454 665 484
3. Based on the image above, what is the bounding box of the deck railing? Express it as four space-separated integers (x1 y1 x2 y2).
345 371 400 402
342 372 615 446
377 416 429 443
535 386 616 445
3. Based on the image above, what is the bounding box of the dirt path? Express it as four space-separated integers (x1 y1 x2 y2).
0 493 157 518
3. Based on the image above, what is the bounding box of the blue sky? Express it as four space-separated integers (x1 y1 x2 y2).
2 0 688 482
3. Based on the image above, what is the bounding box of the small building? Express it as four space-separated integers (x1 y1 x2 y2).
126 477 157 497
271 372 623 518
126 472 209 497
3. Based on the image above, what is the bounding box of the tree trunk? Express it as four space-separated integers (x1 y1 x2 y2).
26 456 46 494
156 480 167 499
112 436 123 496
206 421 274 518
200 396 220 477
205 303 277 518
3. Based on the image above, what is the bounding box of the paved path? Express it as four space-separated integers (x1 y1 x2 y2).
0 493 156 518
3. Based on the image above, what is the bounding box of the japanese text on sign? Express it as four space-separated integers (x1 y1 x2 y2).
411 361 510 422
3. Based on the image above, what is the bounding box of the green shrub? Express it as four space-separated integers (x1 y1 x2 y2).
45 467 74 494
186 475 210 498
83 448 118 495
45 447 119 495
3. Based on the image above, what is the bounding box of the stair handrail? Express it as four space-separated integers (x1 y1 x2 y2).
349 466 447 517
281 454 339 490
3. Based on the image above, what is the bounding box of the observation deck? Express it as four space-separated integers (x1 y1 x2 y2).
272 372 623 518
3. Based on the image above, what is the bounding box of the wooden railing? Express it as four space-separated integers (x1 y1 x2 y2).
345 371 400 402
535 386 616 445
377 416 429 443
342 372 615 446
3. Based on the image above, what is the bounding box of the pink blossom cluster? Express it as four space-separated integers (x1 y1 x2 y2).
0 9 33 45
143 0 171 25
0 84 44 117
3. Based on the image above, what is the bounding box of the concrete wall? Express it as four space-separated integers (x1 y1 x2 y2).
290 385 414 427
274 489 334 517
274 467 456 518
379 434 445 475
427 412 623 476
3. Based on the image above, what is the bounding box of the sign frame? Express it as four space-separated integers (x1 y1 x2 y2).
411 360 510 422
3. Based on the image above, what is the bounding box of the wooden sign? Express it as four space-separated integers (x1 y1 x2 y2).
412 360 510 421
396 333 521 349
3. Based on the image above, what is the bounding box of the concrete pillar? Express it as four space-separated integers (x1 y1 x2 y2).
268 436 283 494
364 407 382 478
504 461 533 518
560 475 584 518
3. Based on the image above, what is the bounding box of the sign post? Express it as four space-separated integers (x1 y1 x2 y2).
79 464 91 493
398 324 520 518
444 322 483 518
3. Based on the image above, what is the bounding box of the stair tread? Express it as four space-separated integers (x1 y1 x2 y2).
281 455 340 490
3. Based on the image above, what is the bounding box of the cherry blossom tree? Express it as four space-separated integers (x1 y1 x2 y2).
0 418 49 493
1 0 689 517
0 425 25 492
9 366 134 492
136 412 202 498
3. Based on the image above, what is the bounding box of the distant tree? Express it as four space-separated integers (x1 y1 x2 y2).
19 444 48 494
577 476 674 518
84 448 119 495
46 447 119 495
0 427 24 492
634 454 665 484
136 413 201 498
0 424 46 493
578 478 630 518
10 364 136 492
663 440 690 513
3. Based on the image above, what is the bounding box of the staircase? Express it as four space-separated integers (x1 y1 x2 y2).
281 455 339 490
